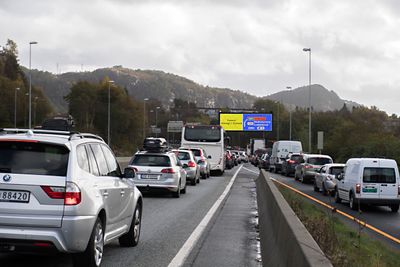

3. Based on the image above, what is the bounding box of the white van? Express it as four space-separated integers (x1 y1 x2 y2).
269 141 302 173
335 158 400 212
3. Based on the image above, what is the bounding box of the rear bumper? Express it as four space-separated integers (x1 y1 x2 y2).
0 215 96 253
355 198 400 206
210 163 224 171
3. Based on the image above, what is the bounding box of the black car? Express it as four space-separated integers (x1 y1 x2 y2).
281 153 303 177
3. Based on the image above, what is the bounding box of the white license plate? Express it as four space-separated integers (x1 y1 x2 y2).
141 174 158 179
0 190 30 203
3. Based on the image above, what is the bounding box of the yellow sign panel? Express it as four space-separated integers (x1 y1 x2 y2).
220 113 243 131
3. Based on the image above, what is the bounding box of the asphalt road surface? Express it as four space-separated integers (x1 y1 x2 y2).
0 163 261 267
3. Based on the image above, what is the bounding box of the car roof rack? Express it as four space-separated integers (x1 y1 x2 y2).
0 128 104 142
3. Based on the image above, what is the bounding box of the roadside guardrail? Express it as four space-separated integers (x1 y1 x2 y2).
255 170 332 267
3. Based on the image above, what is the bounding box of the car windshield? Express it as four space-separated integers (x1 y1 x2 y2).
130 154 171 167
0 141 69 176
363 167 396 183
308 157 332 165
330 166 344 175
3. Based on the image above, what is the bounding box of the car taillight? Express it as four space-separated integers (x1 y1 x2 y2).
356 183 361 194
188 161 196 167
65 182 81 205
41 182 81 205
288 160 295 164
161 168 176 174
304 165 312 169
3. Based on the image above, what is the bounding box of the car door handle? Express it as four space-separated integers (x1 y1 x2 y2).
103 191 109 196
381 184 387 186
120 190 125 195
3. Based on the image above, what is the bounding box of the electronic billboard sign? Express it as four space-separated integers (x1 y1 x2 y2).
219 113 273 132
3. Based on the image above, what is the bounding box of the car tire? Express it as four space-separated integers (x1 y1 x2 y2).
313 181 319 192
390 204 399 212
191 178 196 186
322 183 328 196
201 173 207 179
173 181 181 198
197 175 200 184
294 172 299 181
119 204 142 247
74 218 104 267
181 183 187 194
300 173 306 183
349 193 358 211
334 189 341 203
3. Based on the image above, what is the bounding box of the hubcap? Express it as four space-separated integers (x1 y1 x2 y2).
94 222 104 266
134 208 141 241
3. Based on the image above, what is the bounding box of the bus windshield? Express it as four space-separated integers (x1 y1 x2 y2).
184 126 221 142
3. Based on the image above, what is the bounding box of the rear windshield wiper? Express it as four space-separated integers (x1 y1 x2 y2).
0 167 12 173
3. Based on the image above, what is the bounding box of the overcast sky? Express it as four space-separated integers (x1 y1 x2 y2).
1 0 400 114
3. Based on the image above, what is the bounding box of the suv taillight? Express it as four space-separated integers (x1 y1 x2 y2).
304 165 312 169
41 182 81 205
288 160 295 164
161 168 176 174
188 161 196 168
356 183 361 194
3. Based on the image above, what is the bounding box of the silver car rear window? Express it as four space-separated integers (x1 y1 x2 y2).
131 154 171 167
0 141 69 176
177 152 190 160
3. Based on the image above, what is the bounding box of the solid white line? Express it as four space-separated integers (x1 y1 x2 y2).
168 165 244 267
242 167 259 174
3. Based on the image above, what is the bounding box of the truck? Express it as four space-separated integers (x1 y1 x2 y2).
269 140 303 173
249 138 265 155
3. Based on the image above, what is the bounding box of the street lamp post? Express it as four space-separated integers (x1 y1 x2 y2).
108 80 114 146
29 41 38 129
14 87 20 128
33 96 39 126
303 48 312 153
143 98 149 139
277 101 280 141
155 106 160 137
286 86 292 140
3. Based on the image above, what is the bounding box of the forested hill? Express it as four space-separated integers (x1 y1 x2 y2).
24 66 257 112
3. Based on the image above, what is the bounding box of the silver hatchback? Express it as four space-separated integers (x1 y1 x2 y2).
0 129 143 267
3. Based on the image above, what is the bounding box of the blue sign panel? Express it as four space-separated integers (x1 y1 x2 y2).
243 114 272 131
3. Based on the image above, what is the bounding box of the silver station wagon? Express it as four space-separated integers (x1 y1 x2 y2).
0 129 143 267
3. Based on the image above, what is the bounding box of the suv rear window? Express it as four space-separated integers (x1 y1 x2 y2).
131 155 171 167
191 149 201 157
291 155 303 163
330 166 344 175
363 168 396 184
177 152 190 161
0 141 69 176
308 157 332 165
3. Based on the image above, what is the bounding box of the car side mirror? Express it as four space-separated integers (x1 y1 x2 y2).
335 173 343 180
123 167 136 178
208 155 212 159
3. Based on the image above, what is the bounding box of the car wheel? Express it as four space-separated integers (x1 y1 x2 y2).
181 183 187 194
322 183 328 196
74 218 104 267
201 173 207 179
334 189 341 203
390 204 399 212
119 204 142 247
197 175 200 184
191 178 196 186
349 193 358 210
294 172 299 181
313 181 319 192
173 181 181 198
300 173 306 183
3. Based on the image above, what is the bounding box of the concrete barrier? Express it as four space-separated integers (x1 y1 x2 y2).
255 170 332 267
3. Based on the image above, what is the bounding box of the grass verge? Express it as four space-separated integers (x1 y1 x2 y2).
277 184 400 267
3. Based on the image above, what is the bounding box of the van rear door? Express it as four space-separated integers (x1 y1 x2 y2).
0 140 69 228
362 167 397 199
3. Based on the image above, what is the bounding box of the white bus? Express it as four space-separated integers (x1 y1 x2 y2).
181 125 226 175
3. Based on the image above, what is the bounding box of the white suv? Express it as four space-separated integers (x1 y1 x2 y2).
335 158 400 212
0 129 143 267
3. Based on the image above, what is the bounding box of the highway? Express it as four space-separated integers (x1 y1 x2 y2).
0 163 261 267
269 170 400 250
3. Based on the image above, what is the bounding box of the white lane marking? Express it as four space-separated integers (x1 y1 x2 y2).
168 165 244 267
242 167 259 174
